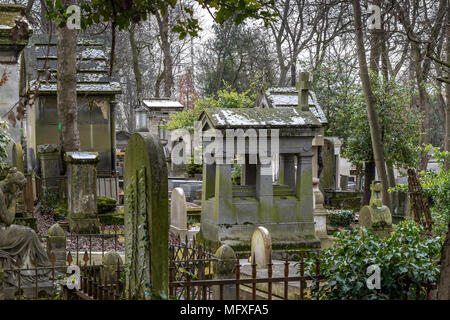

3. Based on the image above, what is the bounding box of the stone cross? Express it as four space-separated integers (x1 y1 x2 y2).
170 187 188 239
250 226 272 269
296 71 312 111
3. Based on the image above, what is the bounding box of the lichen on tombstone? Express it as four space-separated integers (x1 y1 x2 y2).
359 181 393 238
124 133 168 300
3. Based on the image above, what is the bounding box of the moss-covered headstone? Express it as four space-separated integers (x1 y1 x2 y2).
124 133 168 300
47 223 66 270
359 181 392 237
37 144 60 199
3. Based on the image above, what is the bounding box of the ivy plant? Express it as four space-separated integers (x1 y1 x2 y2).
302 220 442 300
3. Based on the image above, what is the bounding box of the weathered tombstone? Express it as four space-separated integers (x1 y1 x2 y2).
340 174 349 191
12 143 24 173
250 227 272 269
170 187 188 239
37 144 60 198
124 132 168 300
102 250 123 284
47 223 66 270
359 181 392 237
213 245 236 300
65 152 100 234
320 137 342 191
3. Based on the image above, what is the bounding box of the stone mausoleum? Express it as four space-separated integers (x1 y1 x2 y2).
24 34 121 176
198 104 323 250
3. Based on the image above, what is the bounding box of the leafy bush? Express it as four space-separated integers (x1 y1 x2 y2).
186 157 202 175
328 209 355 229
304 220 441 300
165 84 254 131
53 203 67 221
420 146 450 235
97 196 117 214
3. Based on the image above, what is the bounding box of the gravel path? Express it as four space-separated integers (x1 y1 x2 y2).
35 204 125 252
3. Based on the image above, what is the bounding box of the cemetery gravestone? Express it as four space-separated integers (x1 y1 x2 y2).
102 250 123 284
12 143 24 173
37 144 60 198
124 132 168 300
47 223 66 270
170 187 188 239
65 152 100 234
213 245 237 300
250 226 272 269
359 181 392 237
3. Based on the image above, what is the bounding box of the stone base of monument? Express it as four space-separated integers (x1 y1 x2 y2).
200 221 321 253
68 216 100 234
170 225 199 242
2 281 55 300
324 190 363 211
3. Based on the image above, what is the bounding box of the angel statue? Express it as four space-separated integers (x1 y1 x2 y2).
0 167 51 286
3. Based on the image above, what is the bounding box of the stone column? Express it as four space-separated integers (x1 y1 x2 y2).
214 162 233 224
312 135 324 180
110 100 117 174
296 153 314 223
313 178 328 239
212 245 236 300
65 152 100 233
334 139 342 191
47 223 66 271
256 159 273 223
37 144 60 198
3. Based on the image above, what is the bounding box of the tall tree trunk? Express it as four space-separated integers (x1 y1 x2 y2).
290 61 297 86
363 161 376 205
438 222 450 299
40 0 50 33
411 42 430 170
129 23 142 133
446 5 450 166
156 9 173 97
351 0 390 208
57 0 80 153
437 4 450 300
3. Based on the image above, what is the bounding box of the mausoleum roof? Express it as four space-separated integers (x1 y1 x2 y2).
25 34 122 95
142 98 184 109
199 107 321 129
263 87 327 124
